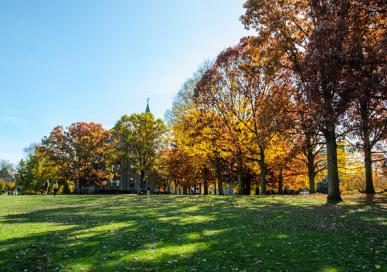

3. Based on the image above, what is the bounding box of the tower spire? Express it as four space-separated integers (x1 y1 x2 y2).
145 98 150 113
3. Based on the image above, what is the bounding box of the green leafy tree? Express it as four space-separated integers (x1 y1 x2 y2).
15 156 41 193
113 113 166 191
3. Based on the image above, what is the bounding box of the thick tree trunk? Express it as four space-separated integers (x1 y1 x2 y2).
203 181 208 195
218 179 223 195
364 142 374 194
307 167 316 194
324 129 342 202
305 134 316 193
259 145 267 195
244 173 252 195
361 102 375 194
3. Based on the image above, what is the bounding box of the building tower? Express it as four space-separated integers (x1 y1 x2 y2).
145 98 151 113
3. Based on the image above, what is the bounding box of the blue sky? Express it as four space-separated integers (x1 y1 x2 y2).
0 0 248 163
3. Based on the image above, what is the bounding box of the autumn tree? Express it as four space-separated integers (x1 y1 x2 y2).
196 38 293 194
40 122 114 190
113 113 166 191
347 97 386 193
153 147 173 193
343 2 386 194
291 91 327 193
163 142 207 194
168 62 234 195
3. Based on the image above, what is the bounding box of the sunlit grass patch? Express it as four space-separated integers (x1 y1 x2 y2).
320 266 342 272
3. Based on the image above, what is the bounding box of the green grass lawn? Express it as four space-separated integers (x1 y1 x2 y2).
0 194 386 272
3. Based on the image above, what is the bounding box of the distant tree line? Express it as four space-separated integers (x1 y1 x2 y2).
15 113 166 194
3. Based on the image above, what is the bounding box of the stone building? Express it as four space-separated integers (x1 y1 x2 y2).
79 100 156 194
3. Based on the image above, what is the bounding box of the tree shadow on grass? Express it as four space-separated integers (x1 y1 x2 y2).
0 195 386 272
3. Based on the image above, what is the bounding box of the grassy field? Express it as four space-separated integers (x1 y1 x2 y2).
0 194 386 272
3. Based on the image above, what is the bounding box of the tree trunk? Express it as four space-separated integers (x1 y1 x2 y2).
305 133 316 193
140 170 145 191
324 129 342 202
244 173 252 195
259 145 267 195
237 167 243 195
203 181 208 195
360 101 375 194
218 179 223 195
307 168 316 194
63 181 71 194
237 150 243 195
278 168 283 194
363 142 374 194
166 180 171 193
215 157 224 195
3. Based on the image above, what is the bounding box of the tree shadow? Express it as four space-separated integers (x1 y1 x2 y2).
0 195 386 271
